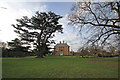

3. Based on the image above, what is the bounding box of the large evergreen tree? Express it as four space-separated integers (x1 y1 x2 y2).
12 11 63 58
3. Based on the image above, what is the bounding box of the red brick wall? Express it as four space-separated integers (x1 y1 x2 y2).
54 46 69 56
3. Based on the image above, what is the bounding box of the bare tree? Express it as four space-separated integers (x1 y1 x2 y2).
68 2 120 45
77 47 89 58
77 44 103 57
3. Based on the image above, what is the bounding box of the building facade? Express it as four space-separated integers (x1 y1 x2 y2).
54 41 70 56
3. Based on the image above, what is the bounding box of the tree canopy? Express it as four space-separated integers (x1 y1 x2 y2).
8 38 30 52
2 38 30 57
12 11 63 58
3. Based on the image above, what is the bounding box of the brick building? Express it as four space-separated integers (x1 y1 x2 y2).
54 41 70 56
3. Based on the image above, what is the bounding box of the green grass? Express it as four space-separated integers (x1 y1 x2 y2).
2 56 119 78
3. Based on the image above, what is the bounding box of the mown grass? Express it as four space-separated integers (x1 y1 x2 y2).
2 56 119 78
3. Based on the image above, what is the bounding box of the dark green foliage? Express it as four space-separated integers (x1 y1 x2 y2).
98 54 119 57
2 48 10 57
12 11 63 58
2 38 30 57
98 53 102 57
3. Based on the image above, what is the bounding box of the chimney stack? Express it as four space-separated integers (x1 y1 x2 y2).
63 40 64 44
60 41 61 44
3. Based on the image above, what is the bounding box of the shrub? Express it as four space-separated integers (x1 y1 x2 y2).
98 53 102 57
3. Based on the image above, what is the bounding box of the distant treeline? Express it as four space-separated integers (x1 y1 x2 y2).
2 48 36 57
72 46 120 58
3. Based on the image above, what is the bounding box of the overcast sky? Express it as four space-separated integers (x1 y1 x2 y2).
0 1 85 51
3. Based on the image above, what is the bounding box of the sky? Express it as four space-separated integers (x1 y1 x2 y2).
0 1 85 51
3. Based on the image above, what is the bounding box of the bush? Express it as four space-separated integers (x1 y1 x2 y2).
98 54 102 57
2 48 29 57
97 53 120 57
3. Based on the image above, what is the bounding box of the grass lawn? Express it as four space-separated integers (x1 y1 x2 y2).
2 56 119 78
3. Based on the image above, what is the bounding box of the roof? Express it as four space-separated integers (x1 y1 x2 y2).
55 43 69 47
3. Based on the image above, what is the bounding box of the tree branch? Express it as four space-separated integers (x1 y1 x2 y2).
83 21 120 29
86 2 100 25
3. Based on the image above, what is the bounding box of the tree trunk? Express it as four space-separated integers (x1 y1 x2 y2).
82 55 84 58
36 55 43 58
36 51 44 58
36 31 44 58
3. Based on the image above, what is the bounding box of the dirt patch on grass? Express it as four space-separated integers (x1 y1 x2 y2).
88 61 118 68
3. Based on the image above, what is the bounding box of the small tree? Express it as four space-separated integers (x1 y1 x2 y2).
78 47 90 58
8 38 30 57
12 11 63 58
77 45 103 57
